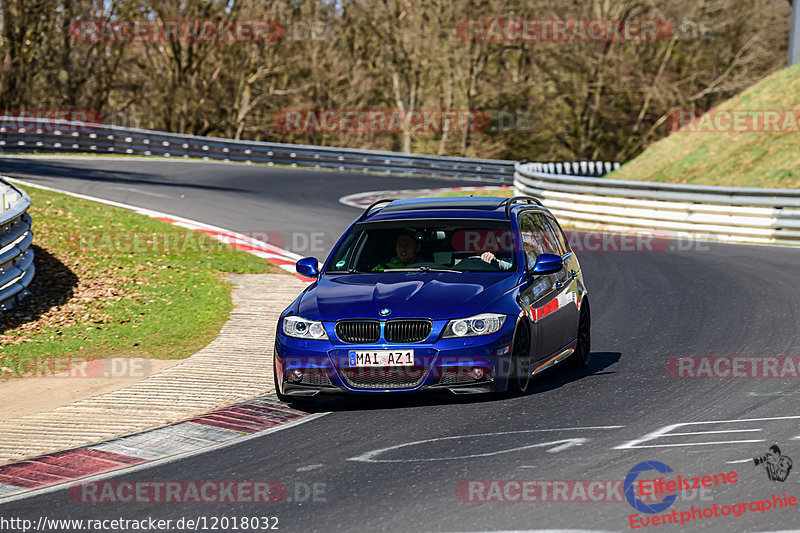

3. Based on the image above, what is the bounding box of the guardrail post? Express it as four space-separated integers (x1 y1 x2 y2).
789 0 800 66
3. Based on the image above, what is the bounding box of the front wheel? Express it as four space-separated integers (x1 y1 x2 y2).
507 322 532 395
274 366 291 403
568 301 591 369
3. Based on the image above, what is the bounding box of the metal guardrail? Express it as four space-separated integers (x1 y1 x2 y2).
0 117 517 182
0 117 622 183
0 177 34 311
523 161 620 177
515 162 800 245
5 115 794 247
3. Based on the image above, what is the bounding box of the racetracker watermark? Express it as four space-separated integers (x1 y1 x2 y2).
667 356 800 378
268 109 531 133
274 110 491 134
564 230 710 253
0 110 103 132
69 20 286 43
0 357 152 379
669 110 800 133
69 481 326 504
456 19 674 42
70 481 284 504
69 19 331 43
59 230 327 254
447 229 709 254
0 516 278 532
457 479 712 503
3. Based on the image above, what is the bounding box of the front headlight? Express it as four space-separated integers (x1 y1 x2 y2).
282 316 329 340
443 313 506 338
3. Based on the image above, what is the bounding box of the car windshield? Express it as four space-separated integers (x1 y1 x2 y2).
325 219 517 273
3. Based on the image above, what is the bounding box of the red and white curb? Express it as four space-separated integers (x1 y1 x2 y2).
0 179 325 503
339 185 512 209
0 395 324 503
5 177 313 282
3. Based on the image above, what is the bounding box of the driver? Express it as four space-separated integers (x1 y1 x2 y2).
479 251 512 270
372 229 512 271
372 230 421 271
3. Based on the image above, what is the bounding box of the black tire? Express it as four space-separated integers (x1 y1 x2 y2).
507 321 532 395
274 366 291 403
568 300 591 369
274 366 316 404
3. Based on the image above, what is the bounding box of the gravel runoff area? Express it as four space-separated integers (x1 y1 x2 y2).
0 273 307 465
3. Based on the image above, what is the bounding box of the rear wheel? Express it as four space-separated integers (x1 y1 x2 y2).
507 322 532 395
568 300 591 369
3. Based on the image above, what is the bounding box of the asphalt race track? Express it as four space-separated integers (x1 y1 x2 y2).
2 156 800 532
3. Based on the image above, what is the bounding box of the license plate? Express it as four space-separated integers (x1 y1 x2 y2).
348 349 415 367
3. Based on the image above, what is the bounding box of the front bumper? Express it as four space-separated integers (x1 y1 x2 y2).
274 319 516 396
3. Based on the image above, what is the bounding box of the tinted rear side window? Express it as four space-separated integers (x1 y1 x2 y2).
519 212 562 268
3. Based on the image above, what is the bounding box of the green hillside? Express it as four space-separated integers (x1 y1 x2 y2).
610 63 800 188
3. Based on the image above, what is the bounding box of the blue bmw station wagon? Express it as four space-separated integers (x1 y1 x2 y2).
274 196 590 401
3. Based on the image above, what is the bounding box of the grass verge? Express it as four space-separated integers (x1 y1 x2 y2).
0 186 284 378
610 63 800 188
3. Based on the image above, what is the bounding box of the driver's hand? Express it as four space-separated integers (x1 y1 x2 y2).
480 252 497 264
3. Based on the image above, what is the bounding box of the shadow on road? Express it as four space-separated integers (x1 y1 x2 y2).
529 351 621 394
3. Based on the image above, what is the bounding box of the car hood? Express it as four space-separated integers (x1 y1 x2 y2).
297 272 520 321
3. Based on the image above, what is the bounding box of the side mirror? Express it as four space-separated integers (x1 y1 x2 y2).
531 253 563 275
296 257 320 278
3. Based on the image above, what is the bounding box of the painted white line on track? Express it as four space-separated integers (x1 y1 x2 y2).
296 464 323 472
351 438 589 463
618 440 765 449
546 439 588 453
348 426 622 463
111 186 170 198
0 411 329 506
614 416 800 450
666 429 763 436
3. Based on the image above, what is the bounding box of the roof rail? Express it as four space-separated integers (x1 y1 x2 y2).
357 198 395 221
500 196 544 219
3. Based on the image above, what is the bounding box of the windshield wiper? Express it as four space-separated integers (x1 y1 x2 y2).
384 266 461 273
